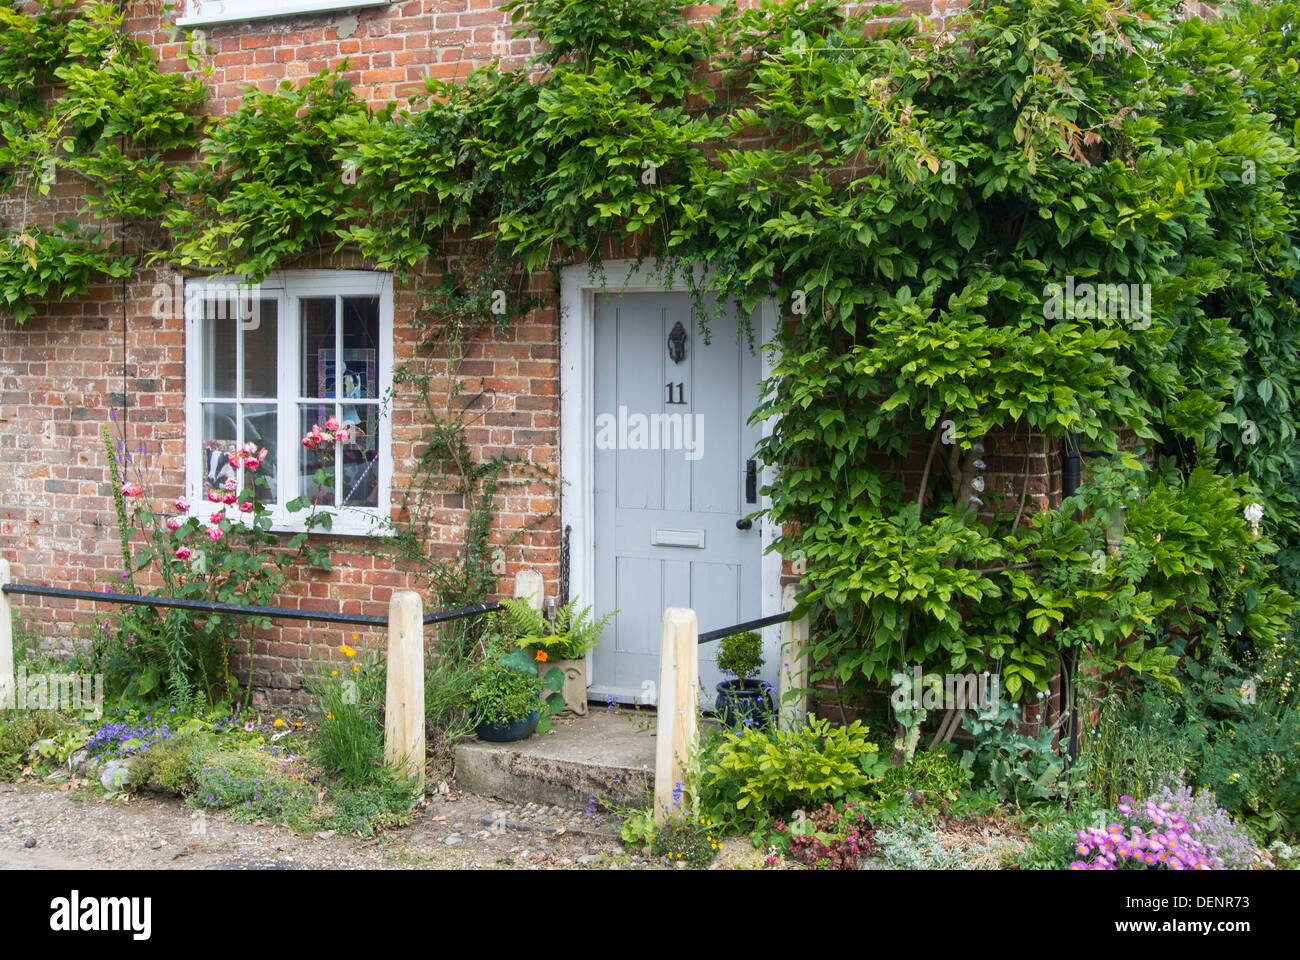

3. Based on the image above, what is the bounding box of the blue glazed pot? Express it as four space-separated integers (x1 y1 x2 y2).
475 711 539 743
715 680 775 728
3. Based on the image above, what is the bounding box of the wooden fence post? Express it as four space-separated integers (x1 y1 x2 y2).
513 569 544 613
654 606 698 824
384 591 425 794
0 561 13 709
777 584 811 730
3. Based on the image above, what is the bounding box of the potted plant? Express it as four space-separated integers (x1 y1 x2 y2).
469 664 542 742
497 598 613 717
714 630 773 727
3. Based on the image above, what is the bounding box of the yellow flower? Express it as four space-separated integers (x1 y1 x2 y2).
341 644 357 657
331 670 338 676
326 712 334 720
273 718 284 728
353 664 359 672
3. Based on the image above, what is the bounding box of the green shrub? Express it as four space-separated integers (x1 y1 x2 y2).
325 772 419 837
130 731 215 795
700 717 885 832
875 749 973 805
187 752 312 828
716 630 763 681
467 663 541 728
0 710 76 780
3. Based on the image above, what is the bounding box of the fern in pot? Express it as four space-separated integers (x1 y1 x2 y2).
496 598 612 717
714 630 773 727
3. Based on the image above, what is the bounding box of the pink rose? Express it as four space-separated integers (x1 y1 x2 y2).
206 490 221 503
165 517 181 531
222 492 237 505
227 453 241 469
174 546 191 560
173 497 189 512
238 501 253 513
121 482 143 497
206 526 224 542
243 457 260 469
325 416 339 431
209 511 224 525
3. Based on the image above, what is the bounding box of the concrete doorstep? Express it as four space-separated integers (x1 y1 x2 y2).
454 709 655 811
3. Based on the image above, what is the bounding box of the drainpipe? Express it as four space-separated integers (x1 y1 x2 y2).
1059 434 1082 767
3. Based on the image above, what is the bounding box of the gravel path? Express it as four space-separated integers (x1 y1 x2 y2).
0 778 669 870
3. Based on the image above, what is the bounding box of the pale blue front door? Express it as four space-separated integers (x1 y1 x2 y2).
589 291 763 703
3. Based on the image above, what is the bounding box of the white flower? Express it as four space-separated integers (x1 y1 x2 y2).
1244 503 1265 525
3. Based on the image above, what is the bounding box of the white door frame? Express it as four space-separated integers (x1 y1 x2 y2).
559 261 784 696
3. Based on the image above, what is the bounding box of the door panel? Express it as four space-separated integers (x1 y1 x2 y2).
590 291 763 703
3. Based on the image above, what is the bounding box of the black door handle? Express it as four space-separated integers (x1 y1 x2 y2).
736 518 752 531
745 459 757 504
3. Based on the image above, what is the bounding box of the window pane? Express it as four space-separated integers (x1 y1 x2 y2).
201 403 238 493
242 403 277 501
300 297 337 399
340 296 380 399
201 307 237 398
242 299 278 399
299 404 336 506
339 405 379 508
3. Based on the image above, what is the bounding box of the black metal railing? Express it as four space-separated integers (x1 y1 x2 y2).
698 610 791 645
1 582 500 628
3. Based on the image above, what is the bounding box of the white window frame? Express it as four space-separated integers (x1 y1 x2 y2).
176 0 389 28
184 270 394 537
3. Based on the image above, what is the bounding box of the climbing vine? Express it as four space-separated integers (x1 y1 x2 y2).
3 0 1298 713
0 0 204 320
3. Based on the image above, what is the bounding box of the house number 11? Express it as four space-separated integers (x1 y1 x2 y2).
665 382 686 405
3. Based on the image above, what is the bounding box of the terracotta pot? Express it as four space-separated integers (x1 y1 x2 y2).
540 659 589 717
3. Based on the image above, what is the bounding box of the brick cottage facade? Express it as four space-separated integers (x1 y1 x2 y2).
0 0 1078 709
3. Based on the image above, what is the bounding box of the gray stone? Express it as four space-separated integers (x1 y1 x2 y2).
29 739 56 759
336 14 358 39
444 835 462 845
98 758 134 792
23 837 36 849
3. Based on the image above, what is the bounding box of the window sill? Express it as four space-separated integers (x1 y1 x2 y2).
188 507 392 539
176 1 389 28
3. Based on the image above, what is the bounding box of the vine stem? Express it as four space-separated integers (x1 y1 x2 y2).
915 422 943 514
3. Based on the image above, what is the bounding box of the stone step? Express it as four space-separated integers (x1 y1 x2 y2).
454 709 656 811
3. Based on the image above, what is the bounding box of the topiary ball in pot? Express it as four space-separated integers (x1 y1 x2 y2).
713 630 772 727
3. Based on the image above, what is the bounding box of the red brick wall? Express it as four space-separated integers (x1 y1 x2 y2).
2 0 977 705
